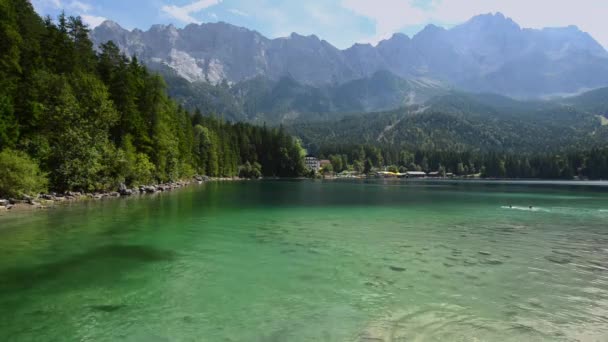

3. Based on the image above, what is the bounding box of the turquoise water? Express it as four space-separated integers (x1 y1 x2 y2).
1 180 608 341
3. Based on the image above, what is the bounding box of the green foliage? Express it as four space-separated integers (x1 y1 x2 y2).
321 163 333 175
239 161 262 179
0 2 307 196
0 95 18 149
191 118 305 178
0 0 23 83
364 159 373 174
329 155 345 173
0 148 47 197
114 136 155 187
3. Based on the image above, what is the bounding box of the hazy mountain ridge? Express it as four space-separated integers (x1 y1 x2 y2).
91 13 608 99
164 70 449 123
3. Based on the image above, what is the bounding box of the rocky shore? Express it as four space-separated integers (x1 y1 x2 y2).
0 175 242 214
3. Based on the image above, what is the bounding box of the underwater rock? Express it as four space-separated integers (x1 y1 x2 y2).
544 255 571 264
463 259 477 266
528 299 544 308
90 304 125 313
389 266 406 272
482 259 504 265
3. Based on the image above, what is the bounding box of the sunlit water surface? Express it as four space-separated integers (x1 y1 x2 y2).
1 180 608 341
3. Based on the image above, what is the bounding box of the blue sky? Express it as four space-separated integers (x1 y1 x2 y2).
32 0 608 49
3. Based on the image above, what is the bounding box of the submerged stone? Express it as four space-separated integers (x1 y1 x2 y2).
482 259 504 265
544 255 571 264
90 304 125 313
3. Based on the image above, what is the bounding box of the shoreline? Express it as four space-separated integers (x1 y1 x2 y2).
2 176 606 215
0 176 244 215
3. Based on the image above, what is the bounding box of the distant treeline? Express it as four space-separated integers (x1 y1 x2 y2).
0 1 304 197
316 144 608 180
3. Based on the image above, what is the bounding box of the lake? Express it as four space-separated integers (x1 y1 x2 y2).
1 180 608 341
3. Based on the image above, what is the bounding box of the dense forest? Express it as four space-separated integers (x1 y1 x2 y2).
0 0 304 197
316 144 608 180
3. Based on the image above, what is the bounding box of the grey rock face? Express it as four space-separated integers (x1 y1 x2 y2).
91 13 608 98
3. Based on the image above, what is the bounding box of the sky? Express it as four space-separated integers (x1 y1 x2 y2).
31 0 608 49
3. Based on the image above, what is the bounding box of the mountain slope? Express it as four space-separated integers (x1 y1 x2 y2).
562 87 608 117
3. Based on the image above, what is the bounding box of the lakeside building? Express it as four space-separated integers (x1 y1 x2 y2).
305 156 321 172
405 171 427 178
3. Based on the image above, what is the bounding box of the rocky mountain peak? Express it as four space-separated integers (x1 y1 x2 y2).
98 20 124 31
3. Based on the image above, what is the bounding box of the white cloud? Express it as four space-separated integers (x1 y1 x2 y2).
32 0 106 28
306 4 336 26
68 0 92 13
228 8 249 17
31 0 62 11
81 14 107 28
340 0 608 48
162 0 223 24
341 0 430 43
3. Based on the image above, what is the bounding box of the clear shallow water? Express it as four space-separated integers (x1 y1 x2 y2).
1 180 608 341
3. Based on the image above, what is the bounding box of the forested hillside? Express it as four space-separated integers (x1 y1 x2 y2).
563 87 608 117
290 93 608 154
0 0 304 197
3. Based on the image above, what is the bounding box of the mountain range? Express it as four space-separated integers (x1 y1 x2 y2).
92 12 608 102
